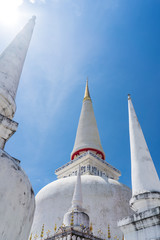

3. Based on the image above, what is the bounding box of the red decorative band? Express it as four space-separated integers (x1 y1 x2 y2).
71 148 105 160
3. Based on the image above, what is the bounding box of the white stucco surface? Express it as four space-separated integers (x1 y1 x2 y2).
31 175 132 239
118 206 160 240
0 150 35 240
128 97 160 196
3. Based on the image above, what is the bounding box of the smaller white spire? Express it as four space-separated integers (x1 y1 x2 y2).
63 166 90 228
72 166 83 209
128 95 160 196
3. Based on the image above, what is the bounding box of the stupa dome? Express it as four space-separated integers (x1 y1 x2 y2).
31 175 132 239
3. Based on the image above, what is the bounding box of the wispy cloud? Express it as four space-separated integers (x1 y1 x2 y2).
29 0 36 3
29 0 45 3
0 0 23 7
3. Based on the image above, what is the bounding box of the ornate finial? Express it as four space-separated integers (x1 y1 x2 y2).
108 224 111 239
40 224 44 239
70 211 74 226
29 233 32 240
32 15 36 21
34 234 38 240
128 94 131 100
83 78 91 102
54 223 57 232
46 230 51 238
89 222 93 232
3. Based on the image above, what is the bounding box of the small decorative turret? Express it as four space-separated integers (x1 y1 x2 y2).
128 95 160 212
71 80 105 160
63 166 90 228
108 224 111 239
40 224 44 239
90 223 93 232
54 223 57 232
29 233 33 240
70 211 74 226
72 165 83 209
46 230 51 238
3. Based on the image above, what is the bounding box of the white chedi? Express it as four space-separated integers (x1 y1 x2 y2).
0 17 36 240
31 82 132 240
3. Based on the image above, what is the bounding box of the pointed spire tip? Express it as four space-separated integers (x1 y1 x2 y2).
30 15 36 23
128 94 131 100
83 79 91 102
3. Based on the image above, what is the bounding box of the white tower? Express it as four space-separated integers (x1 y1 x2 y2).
128 94 160 212
118 95 160 240
0 17 36 240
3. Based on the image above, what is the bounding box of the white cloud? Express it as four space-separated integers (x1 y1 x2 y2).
29 0 45 3
29 0 36 3
0 0 23 6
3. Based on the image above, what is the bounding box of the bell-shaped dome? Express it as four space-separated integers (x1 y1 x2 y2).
0 151 35 240
31 175 132 240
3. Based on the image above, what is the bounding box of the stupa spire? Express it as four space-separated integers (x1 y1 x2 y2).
71 80 105 160
72 166 83 209
63 166 90 228
0 16 36 119
128 94 160 196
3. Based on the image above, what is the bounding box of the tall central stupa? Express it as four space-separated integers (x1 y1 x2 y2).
31 81 132 240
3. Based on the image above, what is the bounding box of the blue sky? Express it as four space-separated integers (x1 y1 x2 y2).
0 0 160 194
